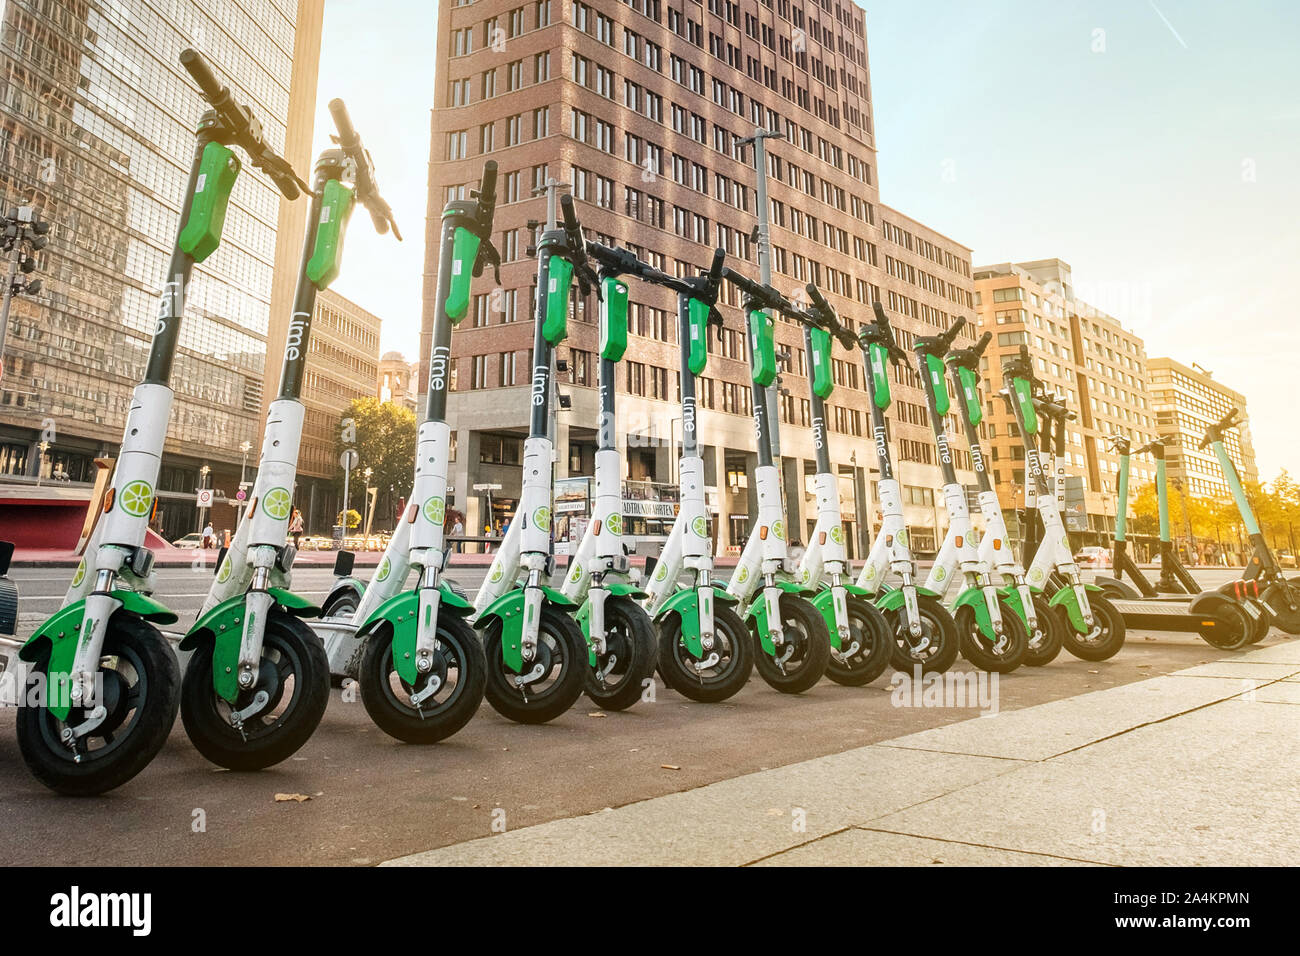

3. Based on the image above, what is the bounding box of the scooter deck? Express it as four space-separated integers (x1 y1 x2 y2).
1109 597 1243 635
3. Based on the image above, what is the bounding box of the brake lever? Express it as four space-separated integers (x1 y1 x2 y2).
473 238 501 285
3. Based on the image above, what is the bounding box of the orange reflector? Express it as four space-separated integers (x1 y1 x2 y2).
405 503 418 523
885 535 893 547
103 488 115 513
246 498 257 519
592 519 602 536
993 539 1002 550
818 531 826 545
760 526 769 540
955 535 964 548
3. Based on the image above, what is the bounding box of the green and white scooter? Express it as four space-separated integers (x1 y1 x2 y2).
469 194 592 723
853 302 960 673
318 163 497 742
1002 347 1126 660
944 331 1063 666
641 249 756 702
16 50 306 794
713 268 844 693
913 318 1028 672
1194 408 1300 634
1096 433 1269 649
786 284 894 685
181 99 399 769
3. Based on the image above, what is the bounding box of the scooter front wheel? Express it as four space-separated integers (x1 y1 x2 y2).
957 600 1028 673
17 612 180 796
1023 594 1064 667
886 595 959 675
482 604 586 724
359 613 486 742
584 596 658 711
1057 593 1126 662
180 611 330 770
750 593 830 694
1263 580 1300 634
657 602 752 703
825 596 893 686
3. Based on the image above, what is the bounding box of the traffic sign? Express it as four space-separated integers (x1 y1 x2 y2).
236 489 247 501
340 448 359 471
196 487 214 509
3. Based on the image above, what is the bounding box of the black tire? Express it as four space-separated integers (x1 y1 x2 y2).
320 586 360 620
886 594 960 675
1097 580 1138 601
750 593 830 694
358 613 485 743
957 597 1028 673
584 596 659 711
180 611 330 770
1023 593 1064 667
657 601 753 703
1264 581 1300 634
1197 602 1257 651
482 603 586 724
1056 592 1126 662
825 596 893 686
1247 609 1271 644
17 613 179 796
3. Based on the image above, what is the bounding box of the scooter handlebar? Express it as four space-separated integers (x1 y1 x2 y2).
328 98 401 240
865 301 908 364
179 48 224 104
1199 407 1241 449
803 283 856 349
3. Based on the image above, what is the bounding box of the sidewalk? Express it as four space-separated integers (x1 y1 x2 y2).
382 640 1300 867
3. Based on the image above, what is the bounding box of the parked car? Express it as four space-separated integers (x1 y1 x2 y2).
172 532 205 549
1073 545 1112 568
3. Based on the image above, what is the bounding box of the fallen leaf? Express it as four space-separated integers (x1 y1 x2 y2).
587 712 607 718
661 764 681 771
1088 670 1099 674
274 793 311 803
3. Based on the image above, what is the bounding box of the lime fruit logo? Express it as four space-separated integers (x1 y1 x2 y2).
691 516 708 538
655 563 669 581
829 525 844 545
896 529 909 547
533 506 551 531
376 557 391 582
263 486 292 521
1029 567 1045 585
568 563 582 584
422 496 445 525
864 565 878 580
934 566 947 582
771 519 784 541
736 565 749 584
71 561 86 588
216 557 232 583
490 564 504 583
605 514 623 536
119 480 153 517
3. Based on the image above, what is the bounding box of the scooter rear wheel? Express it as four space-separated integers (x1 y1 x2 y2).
1023 594 1064 667
825 596 893 686
887 595 960 675
1197 602 1256 652
320 585 360 619
358 613 486 743
750 593 830 694
584 596 658 711
482 604 586 724
1056 593 1126 662
17 612 179 796
657 601 752 703
180 611 330 770
957 599 1028 673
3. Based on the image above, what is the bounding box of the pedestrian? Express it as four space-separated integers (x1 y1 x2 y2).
451 516 464 552
202 520 214 549
289 508 304 549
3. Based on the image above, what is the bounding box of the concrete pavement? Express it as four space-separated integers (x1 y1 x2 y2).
383 640 1300 867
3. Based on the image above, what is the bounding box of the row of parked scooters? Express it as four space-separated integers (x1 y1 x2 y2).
9 53 1298 797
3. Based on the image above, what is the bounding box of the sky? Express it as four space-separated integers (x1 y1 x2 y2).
314 0 1300 480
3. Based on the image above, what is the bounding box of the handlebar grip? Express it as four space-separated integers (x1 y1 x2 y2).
806 282 830 312
707 247 726 284
560 193 580 233
479 160 498 204
976 331 992 353
945 316 967 340
328 98 357 145
180 48 225 103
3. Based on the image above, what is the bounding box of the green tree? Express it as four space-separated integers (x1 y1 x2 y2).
337 397 416 526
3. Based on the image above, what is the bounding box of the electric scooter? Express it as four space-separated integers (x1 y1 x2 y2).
708 268 832 693
1193 408 1300 634
1001 347 1126 660
1096 434 1268 649
640 249 756 702
944 331 1063 666
338 162 496 742
180 99 398 769
553 239 664 710
789 284 894 685
914 318 1028 672
15 50 306 794
853 302 960 674
468 194 591 723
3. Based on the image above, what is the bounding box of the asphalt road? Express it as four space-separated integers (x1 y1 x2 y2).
0 565 1286 866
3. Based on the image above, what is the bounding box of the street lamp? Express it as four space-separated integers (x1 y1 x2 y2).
196 464 211 536
363 466 374 545
236 440 253 532
0 206 50 385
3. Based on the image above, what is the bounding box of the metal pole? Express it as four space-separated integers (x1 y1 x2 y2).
0 242 21 385
342 463 350 537
749 132 782 461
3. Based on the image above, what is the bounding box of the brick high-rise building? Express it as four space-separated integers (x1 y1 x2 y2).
974 259 1159 546
423 0 977 556
1147 357 1258 500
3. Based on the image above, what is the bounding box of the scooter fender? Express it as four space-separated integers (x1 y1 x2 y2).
997 584 1032 627
1048 583 1102 634
323 577 366 614
745 579 813 655
952 586 998 643
653 585 738 658
1187 588 1268 626
874 585 939 612
182 588 319 702
476 584 578 672
574 581 650 664
19 592 177 720
809 587 847 650
354 582 473 686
